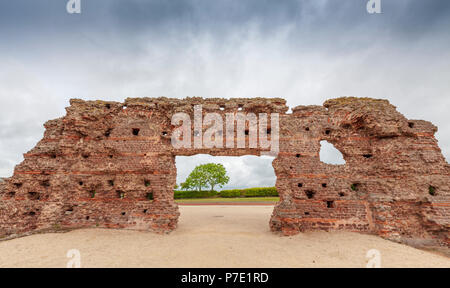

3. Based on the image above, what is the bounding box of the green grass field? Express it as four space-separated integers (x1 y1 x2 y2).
175 197 280 204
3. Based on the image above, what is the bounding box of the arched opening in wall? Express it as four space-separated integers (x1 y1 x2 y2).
319 141 346 165
175 154 276 232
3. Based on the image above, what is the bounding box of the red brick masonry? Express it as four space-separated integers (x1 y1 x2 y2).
0 97 448 249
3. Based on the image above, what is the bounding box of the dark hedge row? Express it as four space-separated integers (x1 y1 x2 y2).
174 190 218 199
174 187 278 199
219 187 278 198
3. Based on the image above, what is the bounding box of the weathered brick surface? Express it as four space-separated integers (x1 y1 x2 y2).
0 97 448 249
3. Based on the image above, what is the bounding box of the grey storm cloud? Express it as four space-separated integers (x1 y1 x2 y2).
0 0 449 186
1 1 450 42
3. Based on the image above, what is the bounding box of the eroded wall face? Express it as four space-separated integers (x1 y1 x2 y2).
271 99 449 248
0 97 448 248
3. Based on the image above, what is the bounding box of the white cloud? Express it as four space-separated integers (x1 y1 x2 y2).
319 141 346 165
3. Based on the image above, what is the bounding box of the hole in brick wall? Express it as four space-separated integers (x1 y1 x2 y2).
162 131 168 136
105 128 112 137
121 212 126 216
86 216 90 220
339 192 345 197
82 153 90 159
27 192 40 200
428 186 437 196
351 183 360 191
296 154 301 158
144 180 151 187
146 192 153 200
108 180 114 186
342 123 351 129
66 207 73 212
79 181 84 186
143 209 148 213
325 129 331 135
13 183 22 188
304 212 310 215
176 154 276 197
408 122 415 128
132 128 140 136
105 104 111 109
363 154 373 158
305 190 315 199
305 127 310 131
41 180 50 187
109 154 114 159
117 190 125 199
322 183 327 188
245 130 249 135
326 201 335 208
298 183 303 187
7 192 16 198
89 190 96 198
25 211 36 216
50 153 57 159
319 141 346 165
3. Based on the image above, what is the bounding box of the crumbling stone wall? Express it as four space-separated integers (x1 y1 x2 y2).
0 97 448 248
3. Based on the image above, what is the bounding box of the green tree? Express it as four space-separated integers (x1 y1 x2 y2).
181 163 230 192
180 167 208 192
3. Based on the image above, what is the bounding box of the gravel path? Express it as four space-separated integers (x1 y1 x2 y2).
0 205 448 268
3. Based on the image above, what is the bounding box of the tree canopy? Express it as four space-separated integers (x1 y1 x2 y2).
180 163 230 192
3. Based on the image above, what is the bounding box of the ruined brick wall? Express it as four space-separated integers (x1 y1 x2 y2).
0 97 448 248
271 98 449 248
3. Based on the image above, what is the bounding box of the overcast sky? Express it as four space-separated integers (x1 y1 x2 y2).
0 0 449 189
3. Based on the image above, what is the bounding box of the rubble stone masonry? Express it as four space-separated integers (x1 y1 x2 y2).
0 97 448 249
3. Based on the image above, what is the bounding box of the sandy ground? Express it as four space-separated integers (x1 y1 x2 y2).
0 205 448 268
